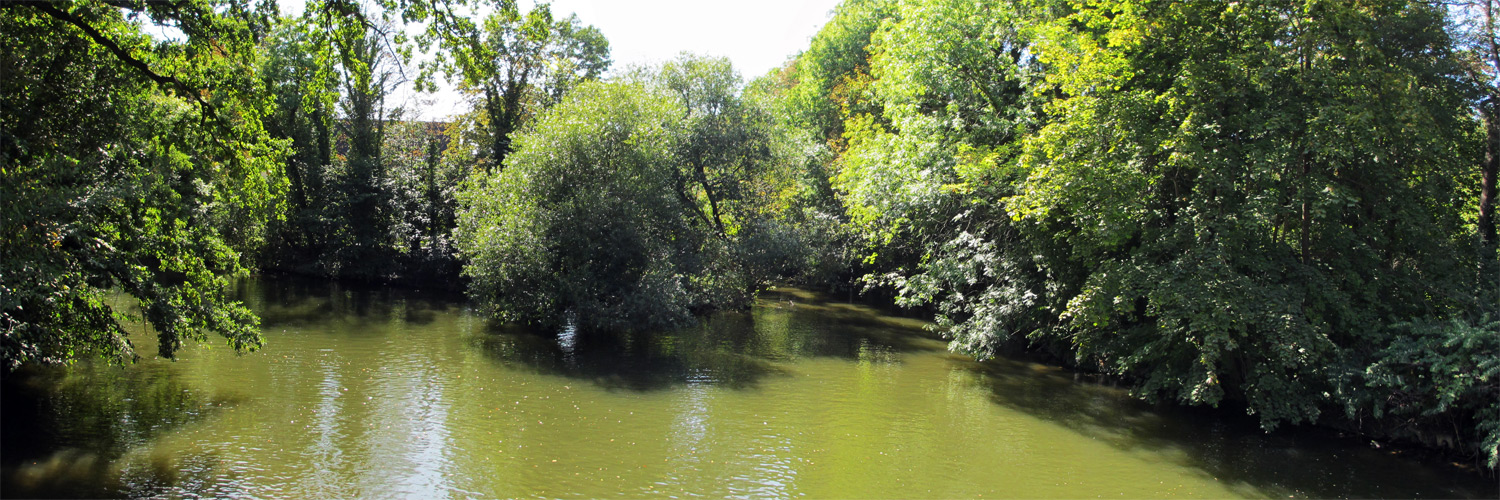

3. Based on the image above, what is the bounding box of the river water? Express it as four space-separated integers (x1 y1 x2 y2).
2 276 1493 498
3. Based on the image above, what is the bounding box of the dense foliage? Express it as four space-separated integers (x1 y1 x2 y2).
1 1 284 366
456 56 815 331
2 0 1496 470
768 0 1499 467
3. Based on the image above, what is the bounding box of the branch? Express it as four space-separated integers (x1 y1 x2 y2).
24 2 219 124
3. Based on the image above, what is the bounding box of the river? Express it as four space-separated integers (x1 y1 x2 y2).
2 276 1493 498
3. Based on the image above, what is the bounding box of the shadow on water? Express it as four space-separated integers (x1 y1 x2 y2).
0 362 244 498
234 273 465 328
472 285 1496 497
963 357 1499 499
12 279 1489 498
471 287 943 392
1 274 462 498
472 318 794 392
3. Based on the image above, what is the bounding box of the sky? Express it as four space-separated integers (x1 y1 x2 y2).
274 0 843 120
541 0 840 78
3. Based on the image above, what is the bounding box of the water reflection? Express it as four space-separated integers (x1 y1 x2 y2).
473 289 932 393
362 356 452 497
965 357 1489 498
303 354 346 496
239 275 458 328
1 360 239 498
474 315 792 391
1 277 1494 498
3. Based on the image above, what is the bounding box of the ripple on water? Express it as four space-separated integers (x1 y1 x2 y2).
2 278 1495 499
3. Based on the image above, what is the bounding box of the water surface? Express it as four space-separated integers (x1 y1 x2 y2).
2 277 1493 498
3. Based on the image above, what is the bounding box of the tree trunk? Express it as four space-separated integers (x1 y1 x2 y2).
315 106 331 168
1482 104 1498 245
1482 0 1499 246
283 105 307 212
1301 150 1311 264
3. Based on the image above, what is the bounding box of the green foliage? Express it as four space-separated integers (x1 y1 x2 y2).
778 0 896 143
1014 0 1476 426
458 56 822 331
787 0 1497 466
456 81 701 330
1363 317 1500 467
258 5 465 285
415 0 610 166
826 0 1059 359
259 17 339 270
0 1 286 367
6 0 1496 469
384 118 466 281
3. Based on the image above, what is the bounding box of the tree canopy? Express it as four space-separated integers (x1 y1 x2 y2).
456 55 802 332
1 0 285 365
1 0 1496 471
771 0 1497 467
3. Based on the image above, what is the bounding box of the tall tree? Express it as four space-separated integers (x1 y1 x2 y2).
326 6 403 279
416 0 609 168
1447 0 1500 246
263 0 407 281
831 0 1050 356
778 0 896 145
261 16 337 268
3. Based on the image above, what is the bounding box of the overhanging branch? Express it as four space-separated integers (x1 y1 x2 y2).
20 2 222 127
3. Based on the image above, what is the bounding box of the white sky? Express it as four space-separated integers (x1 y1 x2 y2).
275 0 841 120
544 0 839 78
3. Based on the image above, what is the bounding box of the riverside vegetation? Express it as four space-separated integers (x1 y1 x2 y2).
2 0 1497 472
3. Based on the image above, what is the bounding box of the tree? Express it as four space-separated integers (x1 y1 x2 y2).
1446 0 1500 246
802 0 1497 467
416 0 609 168
260 15 338 273
1008 0 1477 424
262 1 429 283
456 56 798 332
831 0 1053 356
455 80 701 331
778 0 897 144
384 117 465 283
324 6 404 280
0 0 286 367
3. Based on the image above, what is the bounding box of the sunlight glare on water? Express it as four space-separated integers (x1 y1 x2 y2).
0 277 1492 498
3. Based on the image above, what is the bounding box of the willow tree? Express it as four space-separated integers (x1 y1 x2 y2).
455 81 699 331
457 57 793 332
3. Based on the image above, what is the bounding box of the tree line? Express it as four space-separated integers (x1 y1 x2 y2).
1 0 1495 469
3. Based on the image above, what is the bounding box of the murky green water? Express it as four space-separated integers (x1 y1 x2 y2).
2 277 1494 498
